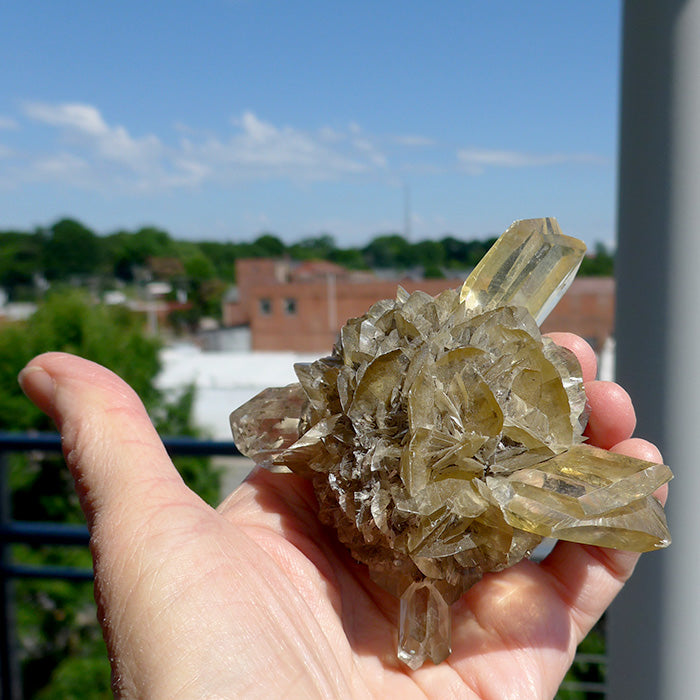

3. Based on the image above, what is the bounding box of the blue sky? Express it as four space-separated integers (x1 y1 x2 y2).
0 1 621 248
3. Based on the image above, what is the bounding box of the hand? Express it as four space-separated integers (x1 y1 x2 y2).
18 337 667 699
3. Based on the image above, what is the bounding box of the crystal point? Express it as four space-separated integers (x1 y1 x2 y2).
492 444 672 551
460 217 586 325
229 384 305 470
398 580 451 670
229 218 671 669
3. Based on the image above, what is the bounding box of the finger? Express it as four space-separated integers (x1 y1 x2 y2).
18 352 197 532
539 437 665 642
611 438 669 505
584 380 636 448
610 436 663 464
546 332 597 382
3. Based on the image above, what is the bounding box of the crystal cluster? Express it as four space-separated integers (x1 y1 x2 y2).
230 218 672 669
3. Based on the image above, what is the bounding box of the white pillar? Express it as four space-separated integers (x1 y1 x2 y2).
613 1 700 697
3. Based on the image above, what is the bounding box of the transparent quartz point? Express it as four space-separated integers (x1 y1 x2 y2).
398 580 451 670
460 217 587 325
229 384 305 470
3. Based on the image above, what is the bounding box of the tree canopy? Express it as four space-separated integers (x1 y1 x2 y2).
0 218 615 325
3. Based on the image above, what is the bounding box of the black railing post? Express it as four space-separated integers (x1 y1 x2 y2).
0 450 21 700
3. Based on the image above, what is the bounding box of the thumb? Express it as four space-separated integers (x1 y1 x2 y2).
18 351 199 533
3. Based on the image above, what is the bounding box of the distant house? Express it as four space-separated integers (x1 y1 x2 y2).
223 258 614 353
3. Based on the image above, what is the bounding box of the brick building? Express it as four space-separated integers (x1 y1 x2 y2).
223 258 614 353
539 276 615 352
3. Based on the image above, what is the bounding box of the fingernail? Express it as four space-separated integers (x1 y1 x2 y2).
18 365 57 416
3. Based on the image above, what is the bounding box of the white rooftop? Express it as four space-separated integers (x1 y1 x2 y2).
157 344 320 439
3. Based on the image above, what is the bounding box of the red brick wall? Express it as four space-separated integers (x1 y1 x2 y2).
540 277 615 352
223 258 289 327
248 277 465 351
222 258 614 354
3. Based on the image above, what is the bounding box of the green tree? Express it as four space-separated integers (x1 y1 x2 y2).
288 234 336 261
440 235 472 267
0 290 155 433
579 242 614 276
439 236 499 269
0 289 220 698
328 247 368 270
412 239 446 271
181 250 217 281
0 231 44 297
43 219 103 280
104 226 177 281
362 233 413 268
197 241 240 280
467 237 498 267
250 233 285 257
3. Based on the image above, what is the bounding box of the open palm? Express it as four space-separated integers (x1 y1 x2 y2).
19 337 665 699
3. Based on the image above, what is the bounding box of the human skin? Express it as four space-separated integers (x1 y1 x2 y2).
18 333 667 699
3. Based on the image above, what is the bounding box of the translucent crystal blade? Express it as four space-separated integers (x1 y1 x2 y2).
398 580 451 669
229 384 305 469
459 217 587 325
488 444 672 551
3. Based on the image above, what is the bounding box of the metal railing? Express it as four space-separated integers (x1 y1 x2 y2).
0 432 607 699
0 431 240 700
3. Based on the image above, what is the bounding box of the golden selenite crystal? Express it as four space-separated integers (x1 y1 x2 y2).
230 217 672 670
460 217 586 325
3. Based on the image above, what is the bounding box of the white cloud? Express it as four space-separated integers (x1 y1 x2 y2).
23 101 163 175
318 126 344 143
350 136 387 168
215 110 374 176
169 158 211 186
7 101 603 195
24 102 107 133
457 147 605 173
236 111 277 143
178 111 391 183
13 102 390 191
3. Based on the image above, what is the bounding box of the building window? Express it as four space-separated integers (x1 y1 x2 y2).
284 297 297 315
259 298 272 315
